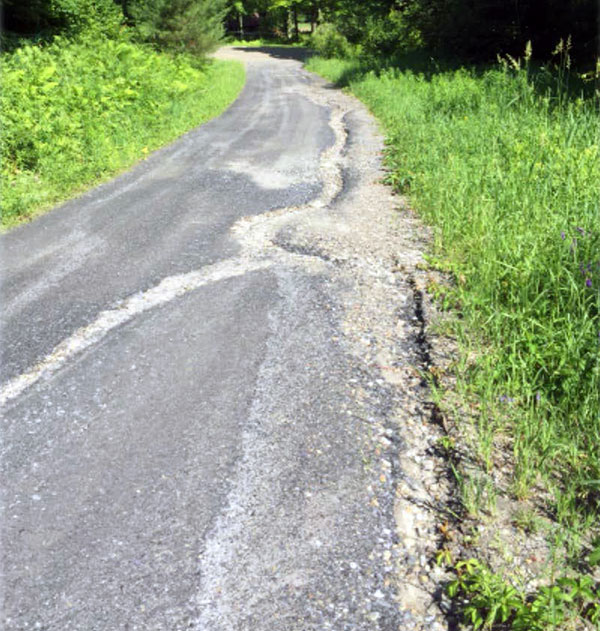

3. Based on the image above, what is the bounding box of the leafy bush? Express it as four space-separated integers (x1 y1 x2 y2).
125 0 227 57
310 24 353 59
0 34 245 225
360 10 422 59
2 0 124 38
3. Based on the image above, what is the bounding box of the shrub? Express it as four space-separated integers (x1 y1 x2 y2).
125 0 227 57
360 11 422 59
0 33 244 225
310 24 353 59
2 0 124 38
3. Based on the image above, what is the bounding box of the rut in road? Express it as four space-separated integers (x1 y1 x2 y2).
0 97 346 409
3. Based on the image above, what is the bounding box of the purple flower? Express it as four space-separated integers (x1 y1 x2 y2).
560 231 566 240
586 278 593 287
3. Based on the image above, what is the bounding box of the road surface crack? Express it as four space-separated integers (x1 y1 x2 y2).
0 96 349 408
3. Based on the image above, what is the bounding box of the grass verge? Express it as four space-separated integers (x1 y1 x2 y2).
1 34 245 228
306 52 600 629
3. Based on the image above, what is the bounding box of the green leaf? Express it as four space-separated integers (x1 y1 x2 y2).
38 64 57 81
589 546 600 566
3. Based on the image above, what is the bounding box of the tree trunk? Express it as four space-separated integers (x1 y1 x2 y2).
310 3 319 33
293 6 299 40
282 9 289 39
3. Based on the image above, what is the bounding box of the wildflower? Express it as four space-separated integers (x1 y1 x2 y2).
586 278 592 288
560 231 566 240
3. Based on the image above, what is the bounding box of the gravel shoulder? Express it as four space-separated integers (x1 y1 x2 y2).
212 46 455 630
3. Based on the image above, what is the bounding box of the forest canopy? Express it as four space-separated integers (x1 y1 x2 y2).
225 0 598 63
325 0 598 62
2 0 597 62
1 0 228 57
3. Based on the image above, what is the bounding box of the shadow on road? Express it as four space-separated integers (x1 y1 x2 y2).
231 46 314 62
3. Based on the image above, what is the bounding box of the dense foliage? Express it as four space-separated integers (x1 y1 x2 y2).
2 0 227 56
119 0 227 56
224 0 321 39
221 0 598 64
2 0 123 39
0 33 244 226
1 0 246 226
401 0 598 62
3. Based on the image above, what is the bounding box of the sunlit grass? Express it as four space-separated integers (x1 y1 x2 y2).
223 37 307 48
308 50 600 628
307 52 600 538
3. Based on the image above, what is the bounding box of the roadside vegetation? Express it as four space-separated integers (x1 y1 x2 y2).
4 0 599 626
304 1 600 628
1 0 244 227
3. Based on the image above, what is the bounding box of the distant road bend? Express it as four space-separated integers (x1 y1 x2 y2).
0 47 430 630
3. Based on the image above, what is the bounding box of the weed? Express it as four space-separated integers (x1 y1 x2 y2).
512 507 542 535
448 558 600 630
306 49 600 522
436 435 456 455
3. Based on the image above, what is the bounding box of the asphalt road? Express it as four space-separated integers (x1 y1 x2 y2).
1 48 424 630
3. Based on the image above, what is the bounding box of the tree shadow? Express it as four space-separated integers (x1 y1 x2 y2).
322 49 462 89
319 48 597 103
230 46 315 63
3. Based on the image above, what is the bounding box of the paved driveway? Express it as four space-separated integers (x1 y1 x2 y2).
1 47 427 630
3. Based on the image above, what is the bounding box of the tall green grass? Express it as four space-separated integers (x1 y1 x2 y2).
1 35 245 227
307 54 600 526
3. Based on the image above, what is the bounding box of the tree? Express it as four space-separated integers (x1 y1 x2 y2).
2 0 123 37
225 0 247 38
123 0 227 56
223 0 326 40
405 0 599 61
